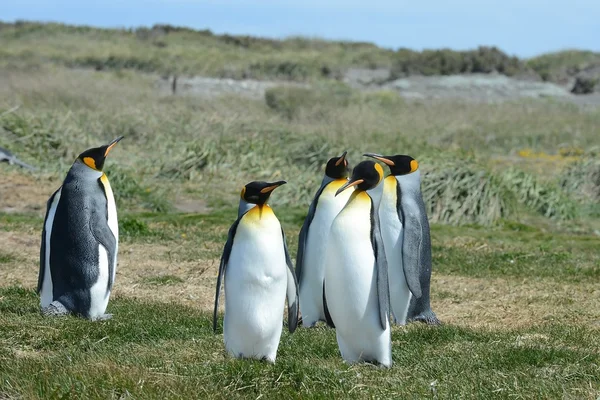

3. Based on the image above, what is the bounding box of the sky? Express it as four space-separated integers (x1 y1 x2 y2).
1 0 599 58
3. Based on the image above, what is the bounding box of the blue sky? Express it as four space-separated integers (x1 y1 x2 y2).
2 0 599 57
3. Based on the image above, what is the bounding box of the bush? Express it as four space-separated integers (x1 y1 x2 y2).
264 83 355 119
571 77 597 94
390 46 528 79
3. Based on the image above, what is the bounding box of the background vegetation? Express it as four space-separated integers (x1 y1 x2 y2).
0 21 599 399
1 20 599 86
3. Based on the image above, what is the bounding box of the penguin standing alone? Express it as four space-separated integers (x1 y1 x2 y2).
213 181 299 363
364 153 440 325
323 160 392 367
296 151 352 327
38 136 123 320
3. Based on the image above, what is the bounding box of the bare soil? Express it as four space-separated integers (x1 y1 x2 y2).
0 168 58 215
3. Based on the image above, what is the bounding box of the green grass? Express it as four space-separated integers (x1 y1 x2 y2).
1 287 598 399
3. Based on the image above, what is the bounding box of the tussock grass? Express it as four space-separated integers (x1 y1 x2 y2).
1 66 599 227
501 168 579 220
421 159 512 225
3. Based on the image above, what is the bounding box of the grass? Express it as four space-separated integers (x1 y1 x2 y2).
1 287 599 399
2 66 599 226
1 27 600 399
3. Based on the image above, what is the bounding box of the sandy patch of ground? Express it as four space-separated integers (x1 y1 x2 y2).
1 229 598 329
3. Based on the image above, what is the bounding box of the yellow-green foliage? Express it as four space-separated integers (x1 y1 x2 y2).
527 50 600 81
5 21 596 84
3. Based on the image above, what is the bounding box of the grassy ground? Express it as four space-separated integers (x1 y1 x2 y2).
1 64 599 398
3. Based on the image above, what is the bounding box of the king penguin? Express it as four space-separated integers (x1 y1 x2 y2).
364 153 440 326
323 160 392 367
38 136 123 320
213 181 299 363
296 151 353 327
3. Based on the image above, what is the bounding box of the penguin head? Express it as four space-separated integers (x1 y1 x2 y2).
241 180 287 205
363 153 418 176
77 136 124 171
324 151 350 180
335 160 383 196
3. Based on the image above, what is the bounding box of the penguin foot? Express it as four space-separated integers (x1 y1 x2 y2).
41 301 69 317
410 311 441 326
92 313 113 321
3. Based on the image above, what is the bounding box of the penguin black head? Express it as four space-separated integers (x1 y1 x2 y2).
78 136 124 171
335 160 383 196
324 151 350 180
241 180 287 205
363 153 418 176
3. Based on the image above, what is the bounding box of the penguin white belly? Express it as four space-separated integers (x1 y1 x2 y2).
86 175 118 319
40 188 62 308
300 181 352 326
101 175 119 283
88 245 111 318
379 179 412 325
224 208 287 362
325 198 391 366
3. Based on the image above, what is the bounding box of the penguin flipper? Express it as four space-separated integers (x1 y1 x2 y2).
400 209 423 300
89 187 117 293
38 188 60 294
212 217 240 333
322 281 335 328
295 184 326 287
282 228 299 333
371 201 391 331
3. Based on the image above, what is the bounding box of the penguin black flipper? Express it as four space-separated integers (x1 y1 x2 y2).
93 178 117 293
371 198 391 331
282 228 299 333
38 188 60 294
295 184 326 287
322 281 335 328
398 186 423 299
212 217 241 333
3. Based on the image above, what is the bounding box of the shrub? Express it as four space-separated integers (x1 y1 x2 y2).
571 77 597 94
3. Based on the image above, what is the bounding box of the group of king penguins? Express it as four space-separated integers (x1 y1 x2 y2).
37 136 439 369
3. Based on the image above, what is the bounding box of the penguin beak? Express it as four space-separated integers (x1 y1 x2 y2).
335 151 348 166
104 136 124 157
335 178 363 196
363 153 394 166
260 180 287 193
